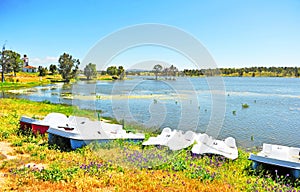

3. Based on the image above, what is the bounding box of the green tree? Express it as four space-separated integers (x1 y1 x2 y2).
238 69 244 77
38 66 47 76
295 67 299 77
106 66 118 76
153 64 162 80
169 65 178 77
84 63 97 80
0 50 23 79
117 66 125 80
58 53 80 82
49 64 57 75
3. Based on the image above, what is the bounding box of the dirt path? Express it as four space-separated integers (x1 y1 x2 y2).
0 171 7 190
0 141 17 189
0 141 47 189
0 141 17 160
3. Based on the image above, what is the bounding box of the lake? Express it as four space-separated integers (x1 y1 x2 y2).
4 77 300 149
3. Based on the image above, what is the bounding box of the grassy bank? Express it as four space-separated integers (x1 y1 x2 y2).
0 72 63 90
0 98 299 191
0 73 127 91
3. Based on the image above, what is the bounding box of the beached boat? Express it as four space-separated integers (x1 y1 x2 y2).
142 127 176 146
32 113 71 134
20 113 71 134
165 130 197 151
191 134 238 160
47 116 145 150
249 143 300 178
143 128 238 159
20 116 36 131
142 128 197 150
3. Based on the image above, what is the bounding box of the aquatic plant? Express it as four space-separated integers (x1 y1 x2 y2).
242 103 249 108
41 100 51 104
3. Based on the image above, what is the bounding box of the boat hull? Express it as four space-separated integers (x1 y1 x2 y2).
20 121 32 131
20 116 49 135
31 124 49 135
19 116 36 131
70 139 110 150
249 154 300 178
48 133 71 150
48 132 144 150
70 138 144 150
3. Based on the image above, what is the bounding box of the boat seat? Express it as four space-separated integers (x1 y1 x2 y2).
194 142 210 154
117 130 127 135
198 134 209 144
225 137 236 148
161 127 172 134
262 143 272 154
289 147 300 159
184 131 196 142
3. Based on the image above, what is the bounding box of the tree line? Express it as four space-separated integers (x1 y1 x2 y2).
152 64 179 80
127 64 299 78
1 49 126 82
36 57 126 81
2 48 298 83
183 66 299 77
0 50 23 82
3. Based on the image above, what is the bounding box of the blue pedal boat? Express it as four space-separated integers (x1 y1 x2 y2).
47 116 145 150
249 143 300 178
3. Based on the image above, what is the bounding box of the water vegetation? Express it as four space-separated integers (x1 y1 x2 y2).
0 70 123 92
0 98 299 191
0 72 61 90
242 103 249 109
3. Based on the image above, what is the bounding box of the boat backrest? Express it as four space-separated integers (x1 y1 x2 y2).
289 147 300 158
101 122 123 132
262 143 272 154
76 120 109 139
161 127 172 135
184 131 196 141
198 142 211 154
224 137 236 148
69 116 90 126
198 134 209 144
116 129 127 135
43 113 69 126
172 130 183 139
77 120 101 129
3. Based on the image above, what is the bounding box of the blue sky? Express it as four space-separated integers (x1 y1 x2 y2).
1 0 299 69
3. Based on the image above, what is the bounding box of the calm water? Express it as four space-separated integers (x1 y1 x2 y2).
4 77 300 148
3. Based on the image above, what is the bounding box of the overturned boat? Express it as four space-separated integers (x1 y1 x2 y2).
249 143 300 178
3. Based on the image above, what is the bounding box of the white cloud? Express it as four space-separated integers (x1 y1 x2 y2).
30 56 58 67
